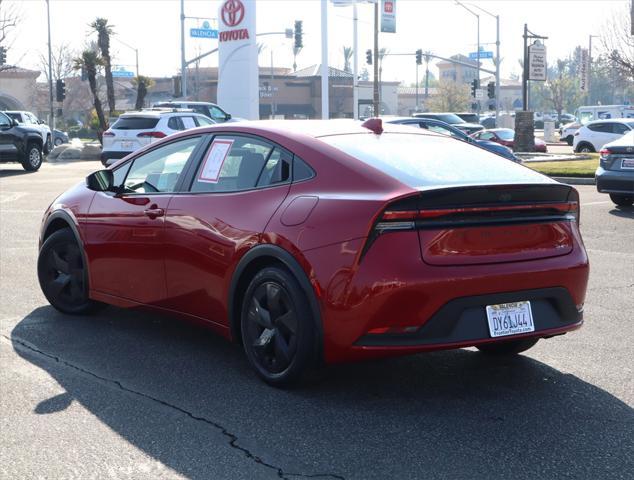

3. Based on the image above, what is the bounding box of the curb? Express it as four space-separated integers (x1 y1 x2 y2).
551 177 596 185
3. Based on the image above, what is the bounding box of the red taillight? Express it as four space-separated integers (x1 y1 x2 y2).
137 131 166 138
102 130 115 137
599 149 611 157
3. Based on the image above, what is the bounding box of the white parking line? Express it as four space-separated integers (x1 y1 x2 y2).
582 201 610 206
0 192 28 204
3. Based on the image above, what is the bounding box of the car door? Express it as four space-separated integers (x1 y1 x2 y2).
83 135 204 305
162 134 292 327
0 112 18 159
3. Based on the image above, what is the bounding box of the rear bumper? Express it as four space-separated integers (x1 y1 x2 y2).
596 167 634 194
101 150 132 166
355 287 581 348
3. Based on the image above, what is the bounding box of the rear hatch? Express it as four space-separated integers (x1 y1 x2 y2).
103 116 161 153
376 184 579 266
601 139 634 173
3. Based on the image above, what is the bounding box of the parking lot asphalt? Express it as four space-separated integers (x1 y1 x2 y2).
1 160 633 480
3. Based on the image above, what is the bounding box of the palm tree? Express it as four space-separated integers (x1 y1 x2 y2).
132 75 154 110
342 46 353 73
74 50 107 141
90 18 115 117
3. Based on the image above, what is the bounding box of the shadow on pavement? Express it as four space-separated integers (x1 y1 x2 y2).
609 205 634 219
0 168 36 178
11 306 634 479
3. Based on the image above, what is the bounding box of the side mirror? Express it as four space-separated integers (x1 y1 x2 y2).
11 119 18 127
225 113 232 120
86 169 114 192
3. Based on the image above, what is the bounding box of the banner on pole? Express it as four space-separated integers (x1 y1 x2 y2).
380 0 396 33
528 42 547 81
579 48 589 92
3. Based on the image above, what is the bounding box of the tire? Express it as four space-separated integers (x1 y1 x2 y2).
575 142 595 153
240 266 316 387
54 137 63 146
21 142 42 171
476 338 538 355
609 194 634 207
37 229 103 315
565 135 573 146
44 135 52 154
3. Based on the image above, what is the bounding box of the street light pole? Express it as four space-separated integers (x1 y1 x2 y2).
320 0 329 119
180 0 187 97
455 1 480 113
352 2 359 120
45 0 54 129
588 34 599 104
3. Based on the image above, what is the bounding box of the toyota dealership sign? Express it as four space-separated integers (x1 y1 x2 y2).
218 0 258 119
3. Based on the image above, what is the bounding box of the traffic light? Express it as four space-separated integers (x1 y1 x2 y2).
471 79 479 97
0 47 6 66
415 49 422 65
294 20 303 50
366 49 372 65
56 79 66 102
487 81 495 99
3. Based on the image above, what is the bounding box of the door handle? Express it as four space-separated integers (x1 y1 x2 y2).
143 207 165 219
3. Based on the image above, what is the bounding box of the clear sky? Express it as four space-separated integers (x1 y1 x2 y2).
6 0 628 84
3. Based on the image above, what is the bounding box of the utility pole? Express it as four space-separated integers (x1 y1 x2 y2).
373 1 379 117
180 0 187 97
321 0 329 119
495 14 500 122
455 1 480 113
424 53 430 100
353 2 359 120
46 0 54 129
522 24 528 110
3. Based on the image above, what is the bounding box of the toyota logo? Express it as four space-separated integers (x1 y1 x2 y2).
221 0 245 27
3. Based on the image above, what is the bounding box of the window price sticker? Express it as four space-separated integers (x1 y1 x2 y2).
198 139 234 183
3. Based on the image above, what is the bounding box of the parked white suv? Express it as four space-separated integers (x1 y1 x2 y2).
101 109 215 166
153 101 237 123
573 119 634 153
4 111 53 153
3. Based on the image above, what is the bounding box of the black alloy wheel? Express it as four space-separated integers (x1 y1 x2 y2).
476 337 538 355
37 229 102 314
241 266 316 386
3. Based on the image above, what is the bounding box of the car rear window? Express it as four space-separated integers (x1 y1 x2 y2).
112 117 159 130
496 129 515 140
321 133 547 189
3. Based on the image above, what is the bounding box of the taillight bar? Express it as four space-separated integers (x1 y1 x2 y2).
382 201 578 221
137 131 167 138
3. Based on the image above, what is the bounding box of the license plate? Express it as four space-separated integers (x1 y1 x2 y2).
621 158 634 169
120 140 134 149
486 301 535 338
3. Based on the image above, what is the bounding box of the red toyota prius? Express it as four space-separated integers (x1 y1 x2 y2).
37 119 589 386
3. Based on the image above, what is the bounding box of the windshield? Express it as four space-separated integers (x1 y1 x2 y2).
321 133 547 189
496 129 515 140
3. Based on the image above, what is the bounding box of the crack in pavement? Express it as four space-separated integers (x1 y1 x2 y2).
3 334 345 480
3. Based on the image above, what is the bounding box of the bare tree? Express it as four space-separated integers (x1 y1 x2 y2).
342 46 353 73
426 81 471 112
38 43 76 83
0 0 20 47
601 1 634 80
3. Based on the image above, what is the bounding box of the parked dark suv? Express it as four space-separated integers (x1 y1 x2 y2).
0 111 44 171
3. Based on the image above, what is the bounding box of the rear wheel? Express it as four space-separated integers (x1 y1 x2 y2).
575 142 594 153
476 338 538 355
44 134 52 154
21 142 42 171
240 266 316 387
565 135 573 146
38 229 102 314
610 194 634 207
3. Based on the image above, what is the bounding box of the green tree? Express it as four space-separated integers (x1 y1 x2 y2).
342 46 353 73
91 18 115 116
73 50 107 142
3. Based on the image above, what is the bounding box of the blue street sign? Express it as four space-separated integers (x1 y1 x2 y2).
112 69 134 78
190 28 219 39
469 51 493 59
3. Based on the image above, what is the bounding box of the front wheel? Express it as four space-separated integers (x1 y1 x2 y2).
38 229 103 314
21 142 42 171
575 143 595 153
240 266 316 387
610 194 634 207
476 338 538 355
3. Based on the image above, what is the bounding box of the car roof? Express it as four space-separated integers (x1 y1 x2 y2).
155 101 219 106
119 110 204 118
585 118 634 125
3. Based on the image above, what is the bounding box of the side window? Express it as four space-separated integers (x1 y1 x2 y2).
123 136 200 193
191 135 284 193
427 125 459 138
0 112 10 127
256 149 291 187
293 155 314 182
612 123 629 135
210 106 227 122
167 117 184 131
479 132 495 140
588 123 609 133
192 105 208 116
181 116 197 129
195 116 214 127
112 162 131 187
